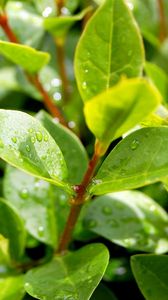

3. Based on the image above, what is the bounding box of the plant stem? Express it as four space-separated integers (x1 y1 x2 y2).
0 13 67 126
56 0 65 15
57 145 101 254
158 0 167 42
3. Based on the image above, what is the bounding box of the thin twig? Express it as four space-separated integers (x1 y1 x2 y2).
57 144 101 254
158 0 167 42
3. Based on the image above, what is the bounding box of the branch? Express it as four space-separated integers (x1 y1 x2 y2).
158 0 167 42
0 13 67 126
56 143 102 254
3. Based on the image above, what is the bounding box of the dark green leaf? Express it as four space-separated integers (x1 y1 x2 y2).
75 0 144 101
3 166 57 247
0 41 50 73
84 191 168 253
0 275 25 300
25 244 109 300
0 109 72 194
131 254 168 300
84 78 161 149
89 127 168 195
0 198 26 260
37 110 88 184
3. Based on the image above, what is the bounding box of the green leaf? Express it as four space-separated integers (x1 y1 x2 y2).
131 255 168 300
145 62 168 102
75 0 144 101
37 110 88 184
89 127 168 195
0 198 26 260
84 78 161 149
24 244 109 300
3 166 57 247
0 109 72 194
0 41 50 73
84 191 168 253
91 283 117 300
44 7 92 38
0 275 25 300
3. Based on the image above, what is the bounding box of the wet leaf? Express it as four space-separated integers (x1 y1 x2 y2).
25 244 109 300
89 127 168 195
75 0 144 101
84 191 168 253
0 109 72 194
131 254 168 300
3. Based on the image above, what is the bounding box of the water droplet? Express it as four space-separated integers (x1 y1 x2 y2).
36 131 43 142
92 179 102 185
11 137 17 143
38 226 44 237
51 78 61 87
82 82 87 90
149 205 156 212
26 145 30 152
31 136 35 144
102 206 112 215
44 135 48 142
61 6 70 15
20 188 29 199
116 267 127 275
108 219 119 228
85 69 89 73
25 282 30 288
87 219 97 228
130 139 139 150
68 121 76 129
53 92 62 101
42 6 53 18
28 128 33 133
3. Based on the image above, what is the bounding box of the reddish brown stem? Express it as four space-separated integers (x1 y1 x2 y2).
158 0 167 42
57 149 100 254
0 13 67 126
56 0 65 15
0 14 19 43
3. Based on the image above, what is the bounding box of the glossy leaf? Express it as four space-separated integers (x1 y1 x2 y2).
0 109 72 194
25 244 109 300
0 41 50 73
37 110 88 184
131 255 168 300
44 7 92 38
84 78 161 148
89 127 168 195
84 191 168 253
0 198 26 260
145 62 168 102
0 275 25 300
75 0 144 101
3 166 57 247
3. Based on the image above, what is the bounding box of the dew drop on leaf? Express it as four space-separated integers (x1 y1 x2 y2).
44 135 48 142
108 219 119 228
130 139 139 150
82 82 87 90
38 226 44 237
11 136 17 143
26 145 30 152
87 219 97 228
28 128 33 133
36 131 43 142
102 206 112 215
31 136 35 144
20 188 29 199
